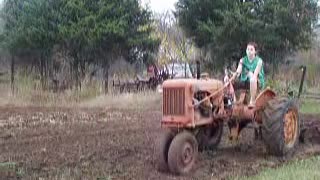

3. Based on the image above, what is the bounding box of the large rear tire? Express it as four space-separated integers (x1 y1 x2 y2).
262 98 300 156
158 130 174 172
167 131 198 175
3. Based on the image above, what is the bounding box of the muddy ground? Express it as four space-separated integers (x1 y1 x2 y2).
0 106 320 180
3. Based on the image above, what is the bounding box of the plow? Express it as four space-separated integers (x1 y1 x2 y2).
112 65 169 93
112 75 161 93
111 62 193 93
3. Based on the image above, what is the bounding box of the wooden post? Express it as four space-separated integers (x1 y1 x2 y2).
10 55 15 95
104 64 109 94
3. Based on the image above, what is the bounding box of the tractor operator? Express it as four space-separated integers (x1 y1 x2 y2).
232 42 265 108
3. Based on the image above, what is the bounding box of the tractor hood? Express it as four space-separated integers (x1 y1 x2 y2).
162 78 223 93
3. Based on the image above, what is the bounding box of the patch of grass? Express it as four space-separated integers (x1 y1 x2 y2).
235 156 320 180
0 71 104 107
0 162 16 169
0 71 162 109
79 90 161 109
301 99 320 114
23 166 113 180
0 162 24 179
97 177 113 180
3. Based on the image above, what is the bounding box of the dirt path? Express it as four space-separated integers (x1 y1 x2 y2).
0 106 319 180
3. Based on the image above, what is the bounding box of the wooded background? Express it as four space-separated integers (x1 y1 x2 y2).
0 0 318 95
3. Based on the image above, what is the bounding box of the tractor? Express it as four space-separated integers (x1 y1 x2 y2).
158 61 306 175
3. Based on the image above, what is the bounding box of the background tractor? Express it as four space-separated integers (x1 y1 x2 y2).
158 61 307 175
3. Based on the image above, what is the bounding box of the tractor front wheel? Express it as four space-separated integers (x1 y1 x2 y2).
167 131 198 175
262 98 300 156
197 121 223 151
158 130 174 172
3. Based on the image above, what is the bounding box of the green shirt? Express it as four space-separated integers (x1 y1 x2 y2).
240 55 265 89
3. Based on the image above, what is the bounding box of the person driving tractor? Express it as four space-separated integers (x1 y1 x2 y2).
232 42 265 107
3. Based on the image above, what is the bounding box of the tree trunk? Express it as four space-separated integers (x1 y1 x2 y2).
10 55 15 95
104 63 109 94
74 60 79 91
69 61 73 90
272 50 276 79
79 60 86 91
44 56 48 90
184 62 187 78
40 57 45 90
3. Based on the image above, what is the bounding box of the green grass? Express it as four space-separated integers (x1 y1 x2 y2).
236 156 320 180
0 162 16 170
24 165 113 180
301 99 320 114
0 162 24 178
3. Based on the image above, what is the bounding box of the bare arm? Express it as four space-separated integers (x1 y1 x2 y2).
235 58 243 76
230 58 243 81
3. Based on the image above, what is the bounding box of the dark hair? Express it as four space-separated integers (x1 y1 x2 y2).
247 41 258 51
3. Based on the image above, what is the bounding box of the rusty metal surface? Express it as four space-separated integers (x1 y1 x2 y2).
255 88 276 108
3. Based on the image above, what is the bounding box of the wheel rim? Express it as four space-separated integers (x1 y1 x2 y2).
284 108 298 147
182 142 194 165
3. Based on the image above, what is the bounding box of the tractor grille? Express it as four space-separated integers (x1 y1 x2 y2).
163 87 185 116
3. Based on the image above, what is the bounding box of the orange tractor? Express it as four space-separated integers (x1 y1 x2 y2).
158 61 306 175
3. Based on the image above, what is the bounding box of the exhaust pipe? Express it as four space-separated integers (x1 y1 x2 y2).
196 61 200 79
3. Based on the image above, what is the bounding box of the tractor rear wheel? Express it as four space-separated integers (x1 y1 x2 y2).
168 131 198 175
197 121 223 151
262 98 300 156
158 130 174 172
